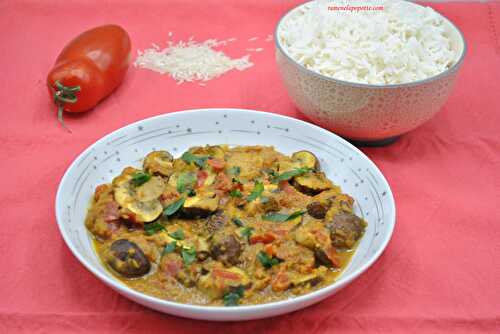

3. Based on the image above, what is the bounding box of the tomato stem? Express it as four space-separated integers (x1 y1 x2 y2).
53 81 80 133
57 103 72 133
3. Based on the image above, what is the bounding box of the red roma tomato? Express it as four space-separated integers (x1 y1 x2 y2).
47 24 131 130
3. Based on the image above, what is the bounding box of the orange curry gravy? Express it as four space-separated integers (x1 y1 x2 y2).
86 145 366 306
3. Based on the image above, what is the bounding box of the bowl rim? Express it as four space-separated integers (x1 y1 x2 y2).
274 0 467 89
55 108 396 315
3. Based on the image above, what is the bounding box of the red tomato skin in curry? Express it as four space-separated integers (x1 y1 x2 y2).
47 24 131 113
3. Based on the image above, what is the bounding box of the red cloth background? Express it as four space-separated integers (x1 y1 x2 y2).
1 0 499 333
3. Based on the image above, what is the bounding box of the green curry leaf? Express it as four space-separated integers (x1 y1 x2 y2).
177 172 197 193
163 197 185 217
246 182 264 202
272 168 312 183
257 251 280 269
240 226 254 240
144 222 165 235
229 189 243 198
232 218 244 227
163 241 177 254
223 286 245 306
181 247 197 265
181 152 208 168
262 210 305 222
168 229 185 240
131 172 151 186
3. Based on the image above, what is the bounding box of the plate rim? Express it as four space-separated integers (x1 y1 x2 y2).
55 108 396 315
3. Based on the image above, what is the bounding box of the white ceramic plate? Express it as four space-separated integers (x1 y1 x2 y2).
55 108 395 321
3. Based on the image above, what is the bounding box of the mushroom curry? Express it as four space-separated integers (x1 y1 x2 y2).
85 145 366 306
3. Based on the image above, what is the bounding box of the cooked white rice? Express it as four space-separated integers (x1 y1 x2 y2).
278 0 460 85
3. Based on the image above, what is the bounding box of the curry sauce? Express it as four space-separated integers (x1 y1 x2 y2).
85 145 366 306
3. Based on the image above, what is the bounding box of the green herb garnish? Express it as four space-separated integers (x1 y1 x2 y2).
177 172 196 193
181 152 208 168
163 197 185 216
168 229 185 240
163 241 177 254
240 226 254 240
229 189 243 198
232 218 244 227
229 166 241 176
272 167 312 183
262 210 305 222
246 182 264 202
257 251 280 269
131 172 151 186
181 247 197 265
144 222 165 235
223 286 245 306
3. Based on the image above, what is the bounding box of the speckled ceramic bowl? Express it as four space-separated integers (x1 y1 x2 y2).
275 1 466 145
56 108 396 321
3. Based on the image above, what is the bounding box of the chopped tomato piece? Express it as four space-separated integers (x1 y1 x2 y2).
160 191 180 204
279 181 296 195
207 158 226 170
312 229 329 247
196 170 208 188
163 259 183 277
324 246 341 268
271 271 290 292
103 201 120 222
212 269 241 281
264 244 276 257
249 233 276 245
214 172 232 192
232 181 244 191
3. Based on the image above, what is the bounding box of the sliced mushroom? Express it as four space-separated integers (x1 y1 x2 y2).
197 266 250 299
292 150 320 170
127 200 163 223
112 171 137 209
143 151 174 177
113 184 134 208
105 239 151 278
292 172 333 196
112 168 164 223
112 167 138 187
135 176 165 201
182 191 218 218
167 172 179 189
